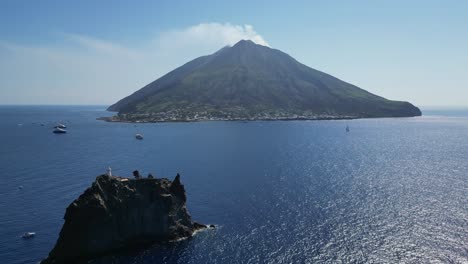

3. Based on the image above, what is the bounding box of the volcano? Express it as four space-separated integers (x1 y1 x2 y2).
107 40 421 122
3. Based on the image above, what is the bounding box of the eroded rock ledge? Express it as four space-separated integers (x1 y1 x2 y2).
41 174 206 264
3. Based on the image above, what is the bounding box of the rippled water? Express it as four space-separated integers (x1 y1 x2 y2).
0 106 467 264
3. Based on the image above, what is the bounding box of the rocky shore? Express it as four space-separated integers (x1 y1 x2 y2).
41 174 207 264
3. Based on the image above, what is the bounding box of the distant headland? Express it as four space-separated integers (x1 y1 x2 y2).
103 40 421 123
41 173 209 264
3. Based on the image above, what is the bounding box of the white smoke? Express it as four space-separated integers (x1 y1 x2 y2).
158 23 270 48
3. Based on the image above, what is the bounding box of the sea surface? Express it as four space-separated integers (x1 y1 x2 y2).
0 106 467 264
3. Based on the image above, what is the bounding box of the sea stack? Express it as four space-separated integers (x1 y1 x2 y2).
41 174 206 264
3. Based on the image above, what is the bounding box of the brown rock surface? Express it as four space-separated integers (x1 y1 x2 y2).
41 174 205 264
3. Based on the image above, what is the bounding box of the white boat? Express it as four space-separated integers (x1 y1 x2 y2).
53 128 67 134
135 133 143 140
22 232 35 239
54 123 66 129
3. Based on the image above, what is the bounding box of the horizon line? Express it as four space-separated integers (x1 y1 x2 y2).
0 104 467 110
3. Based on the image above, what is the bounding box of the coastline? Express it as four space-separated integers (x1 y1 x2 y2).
96 113 423 123
96 115 359 123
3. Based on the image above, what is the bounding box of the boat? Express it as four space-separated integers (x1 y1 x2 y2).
135 133 143 140
54 123 66 129
346 125 350 132
53 128 67 134
22 232 35 239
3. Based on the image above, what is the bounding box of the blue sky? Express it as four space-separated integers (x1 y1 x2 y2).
1 0 467 107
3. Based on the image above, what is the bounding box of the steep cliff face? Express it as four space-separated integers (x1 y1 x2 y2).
41 174 205 264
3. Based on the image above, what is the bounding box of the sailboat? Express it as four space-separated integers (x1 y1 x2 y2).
22 232 36 239
53 127 67 134
54 123 66 129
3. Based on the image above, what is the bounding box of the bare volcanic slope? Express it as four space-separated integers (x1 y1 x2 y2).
107 40 421 121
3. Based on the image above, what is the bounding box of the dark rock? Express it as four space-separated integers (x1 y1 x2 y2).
169 173 186 202
193 222 207 230
41 174 205 264
132 170 141 179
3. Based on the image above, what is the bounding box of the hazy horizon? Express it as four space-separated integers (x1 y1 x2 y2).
1 104 468 114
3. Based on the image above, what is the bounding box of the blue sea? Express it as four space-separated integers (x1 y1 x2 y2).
0 106 467 264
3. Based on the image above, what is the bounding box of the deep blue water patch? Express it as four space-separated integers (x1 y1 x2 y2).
0 106 467 263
